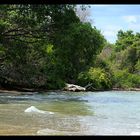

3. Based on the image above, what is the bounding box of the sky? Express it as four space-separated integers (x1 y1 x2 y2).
87 5 140 44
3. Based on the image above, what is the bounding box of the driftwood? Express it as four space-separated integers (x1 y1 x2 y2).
63 84 86 92
84 83 96 91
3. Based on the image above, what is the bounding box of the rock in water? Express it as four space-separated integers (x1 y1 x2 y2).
63 84 86 92
24 106 54 114
24 106 46 114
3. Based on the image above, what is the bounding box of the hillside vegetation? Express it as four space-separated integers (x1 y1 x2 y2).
0 5 140 91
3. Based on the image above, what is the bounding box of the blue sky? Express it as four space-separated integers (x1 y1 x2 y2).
87 5 140 43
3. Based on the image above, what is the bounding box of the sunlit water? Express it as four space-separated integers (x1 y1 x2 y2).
0 91 140 135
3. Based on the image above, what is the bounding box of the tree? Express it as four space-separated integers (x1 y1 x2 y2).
115 30 135 51
53 22 105 83
106 30 140 89
78 67 112 90
0 4 80 89
75 5 92 23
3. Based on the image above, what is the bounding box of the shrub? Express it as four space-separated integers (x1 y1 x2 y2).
113 69 140 89
78 67 112 90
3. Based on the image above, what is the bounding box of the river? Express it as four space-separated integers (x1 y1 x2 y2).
0 90 140 135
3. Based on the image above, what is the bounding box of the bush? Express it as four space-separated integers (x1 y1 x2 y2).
77 67 112 90
113 69 140 89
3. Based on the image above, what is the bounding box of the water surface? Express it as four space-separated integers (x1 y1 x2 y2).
0 91 140 135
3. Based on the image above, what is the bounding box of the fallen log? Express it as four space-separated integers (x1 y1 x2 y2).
63 83 86 92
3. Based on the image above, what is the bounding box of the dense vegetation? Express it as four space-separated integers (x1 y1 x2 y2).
98 30 140 90
0 5 140 91
108 30 140 89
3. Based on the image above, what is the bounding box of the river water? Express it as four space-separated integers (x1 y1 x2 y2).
0 90 140 135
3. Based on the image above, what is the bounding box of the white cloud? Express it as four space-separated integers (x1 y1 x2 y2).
102 30 118 43
102 25 121 36
104 25 121 31
122 15 138 23
121 15 140 32
125 23 140 35
101 25 122 43
103 30 116 37
128 23 140 30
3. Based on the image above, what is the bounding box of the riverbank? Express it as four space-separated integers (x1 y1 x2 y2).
0 88 37 95
0 87 140 95
0 86 64 95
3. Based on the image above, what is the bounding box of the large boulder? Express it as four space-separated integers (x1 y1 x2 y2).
63 84 86 92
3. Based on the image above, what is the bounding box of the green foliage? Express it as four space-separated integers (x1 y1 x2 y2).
54 22 105 83
1 5 139 91
98 43 114 61
115 30 135 51
120 45 139 73
99 30 140 90
0 5 78 89
0 4 106 90
78 67 112 90
110 31 140 74
135 60 140 74
113 70 140 89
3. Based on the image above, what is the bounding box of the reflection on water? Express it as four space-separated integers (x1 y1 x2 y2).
0 91 140 135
